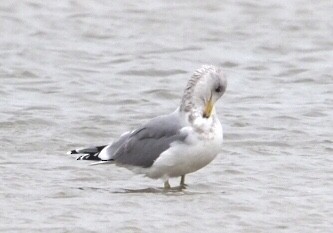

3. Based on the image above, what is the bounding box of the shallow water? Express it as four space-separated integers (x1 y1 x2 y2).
1 0 332 232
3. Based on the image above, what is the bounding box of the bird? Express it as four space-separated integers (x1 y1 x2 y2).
68 65 227 189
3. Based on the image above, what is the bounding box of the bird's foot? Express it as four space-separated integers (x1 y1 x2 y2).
180 175 186 186
164 180 171 189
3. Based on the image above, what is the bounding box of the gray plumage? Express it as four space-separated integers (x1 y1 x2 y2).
103 112 187 168
72 112 187 167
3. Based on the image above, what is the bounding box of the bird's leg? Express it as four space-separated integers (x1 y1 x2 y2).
164 180 171 189
180 175 185 186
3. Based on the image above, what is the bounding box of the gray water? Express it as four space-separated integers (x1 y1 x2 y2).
1 0 332 232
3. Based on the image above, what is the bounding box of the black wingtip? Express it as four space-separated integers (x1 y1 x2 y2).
67 150 78 155
76 154 101 161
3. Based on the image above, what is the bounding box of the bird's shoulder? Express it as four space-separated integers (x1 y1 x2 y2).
132 111 184 140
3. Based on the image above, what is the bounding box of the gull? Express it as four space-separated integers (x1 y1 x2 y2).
68 65 227 189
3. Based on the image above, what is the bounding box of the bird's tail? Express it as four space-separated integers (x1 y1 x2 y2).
67 145 107 160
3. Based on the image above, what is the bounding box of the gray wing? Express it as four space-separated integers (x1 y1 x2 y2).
101 112 187 168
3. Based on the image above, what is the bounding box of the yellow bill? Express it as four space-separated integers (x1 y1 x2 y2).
203 99 214 118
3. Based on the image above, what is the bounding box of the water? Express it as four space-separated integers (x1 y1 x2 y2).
1 0 332 232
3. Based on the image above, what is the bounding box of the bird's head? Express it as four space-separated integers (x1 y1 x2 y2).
181 65 227 119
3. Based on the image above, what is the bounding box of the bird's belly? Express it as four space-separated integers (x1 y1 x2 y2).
147 138 222 179
170 145 218 177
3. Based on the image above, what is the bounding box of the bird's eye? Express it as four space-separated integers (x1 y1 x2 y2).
215 86 222 93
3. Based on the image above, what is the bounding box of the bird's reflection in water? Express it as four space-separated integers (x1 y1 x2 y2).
115 185 188 194
76 184 219 195
76 185 186 193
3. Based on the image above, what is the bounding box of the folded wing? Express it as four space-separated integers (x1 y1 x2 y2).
99 112 187 168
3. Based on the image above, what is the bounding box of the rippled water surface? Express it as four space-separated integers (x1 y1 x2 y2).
1 0 332 232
